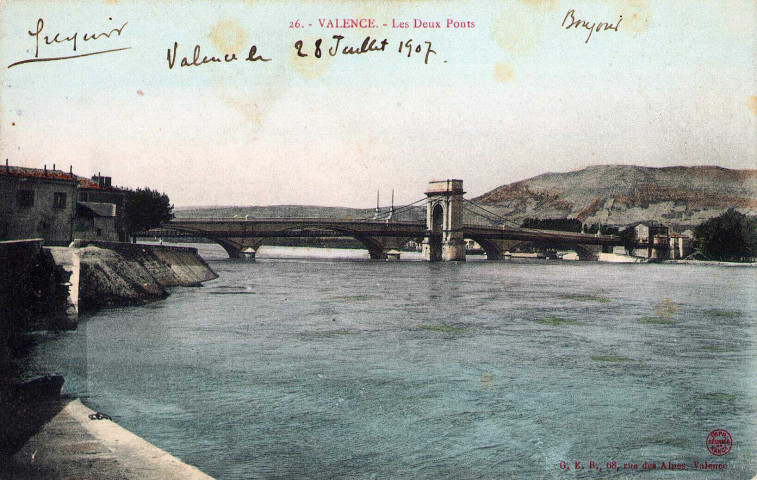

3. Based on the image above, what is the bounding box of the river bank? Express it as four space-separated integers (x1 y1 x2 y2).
1 397 214 479
1 239 218 479
664 259 757 267
73 241 218 310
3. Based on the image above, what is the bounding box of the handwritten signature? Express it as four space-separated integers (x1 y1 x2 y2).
562 9 622 43
8 18 130 69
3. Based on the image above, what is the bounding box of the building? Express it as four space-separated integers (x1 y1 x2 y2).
0 162 125 245
630 221 694 259
669 231 695 259
634 221 670 244
77 175 129 241
75 202 119 241
633 221 671 258
0 164 78 246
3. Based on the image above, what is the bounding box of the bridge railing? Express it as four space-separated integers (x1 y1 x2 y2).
167 215 425 224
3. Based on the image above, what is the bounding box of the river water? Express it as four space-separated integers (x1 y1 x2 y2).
27 244 757 479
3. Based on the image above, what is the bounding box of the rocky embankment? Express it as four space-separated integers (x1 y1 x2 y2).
76 242 217 310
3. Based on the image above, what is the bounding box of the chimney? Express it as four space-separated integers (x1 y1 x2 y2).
44 164 47 175
69 165 73 177
5 159 8 174
53 163 56 171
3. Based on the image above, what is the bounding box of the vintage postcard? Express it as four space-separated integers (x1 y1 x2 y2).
1 0 756 478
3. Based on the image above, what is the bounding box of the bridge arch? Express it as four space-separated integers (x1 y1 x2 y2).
465 239 600 261
430 203 444 235
471 240 602 261
473 238 501 260
508 242 604 261
212 238 254 259
164 223 411 260
572 244 603 261
423 203 445 261
464 237 528 260
260 225 395 259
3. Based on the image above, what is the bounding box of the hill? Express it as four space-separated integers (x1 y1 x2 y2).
474 165 757 230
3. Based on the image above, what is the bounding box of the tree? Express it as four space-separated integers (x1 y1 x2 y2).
694 209 757 262
521 218 582 232
125 188 174 237
584 223 620 235
618 226 637 254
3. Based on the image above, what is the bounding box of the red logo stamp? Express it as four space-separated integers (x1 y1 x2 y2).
706 429 732 456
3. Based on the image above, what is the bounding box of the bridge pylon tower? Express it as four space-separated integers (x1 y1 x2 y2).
422 179 466 262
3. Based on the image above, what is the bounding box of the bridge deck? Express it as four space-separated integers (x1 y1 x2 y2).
163 218 620 246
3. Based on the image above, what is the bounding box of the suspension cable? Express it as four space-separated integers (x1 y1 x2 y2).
358 197 427 221
462 206 501 225
463 199 521 228
392 197 428 213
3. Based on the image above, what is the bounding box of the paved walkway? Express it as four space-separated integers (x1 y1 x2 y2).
3 399 213 479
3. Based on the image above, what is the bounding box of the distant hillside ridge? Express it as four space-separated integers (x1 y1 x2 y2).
474 165 757 230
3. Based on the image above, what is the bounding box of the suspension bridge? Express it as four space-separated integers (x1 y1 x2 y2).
158 180 621 261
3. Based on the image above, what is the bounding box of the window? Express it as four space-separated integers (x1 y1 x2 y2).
53 192 67 208
96 228 103 237
79 192 88 201
17 190 34 208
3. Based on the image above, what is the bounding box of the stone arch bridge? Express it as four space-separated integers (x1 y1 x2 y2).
160 180 621 261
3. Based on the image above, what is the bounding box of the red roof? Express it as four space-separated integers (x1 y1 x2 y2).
77 178 104 189
1 166 104 189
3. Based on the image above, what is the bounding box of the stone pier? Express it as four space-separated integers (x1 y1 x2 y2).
422 180 466 262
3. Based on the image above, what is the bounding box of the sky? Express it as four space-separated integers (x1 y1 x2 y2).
1 0 755 207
